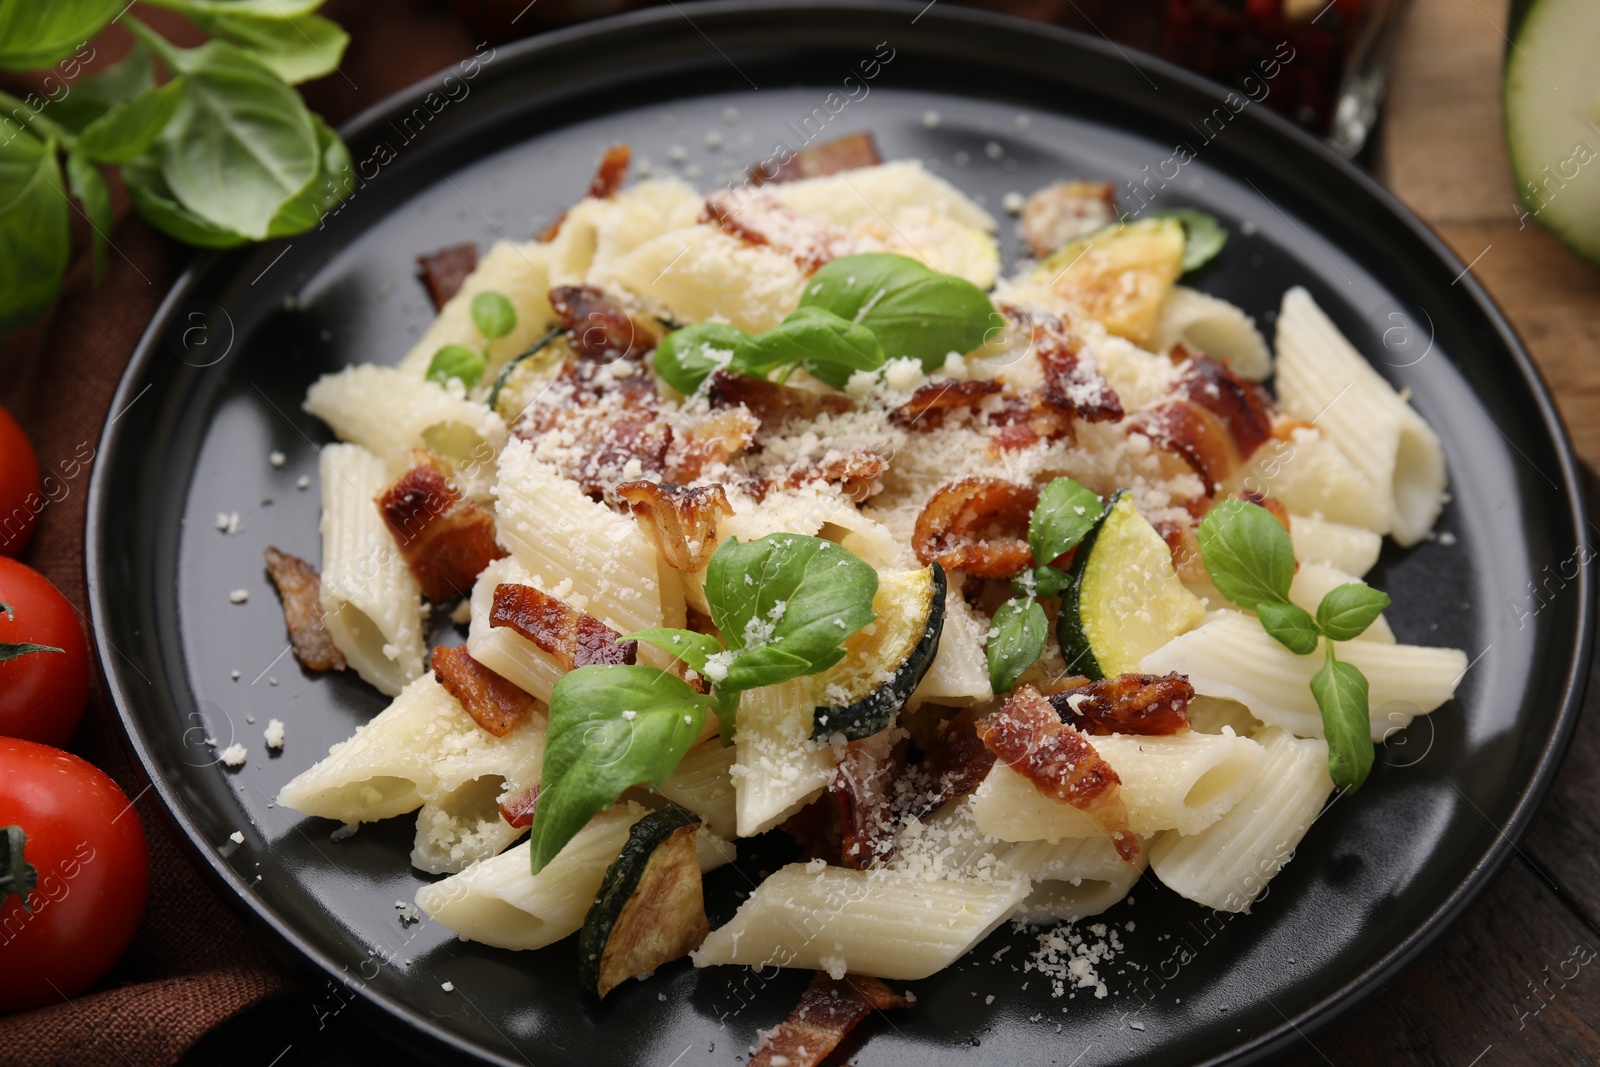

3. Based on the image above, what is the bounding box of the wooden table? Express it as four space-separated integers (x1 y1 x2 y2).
1280 0 1600 1063
71 1 1596 1063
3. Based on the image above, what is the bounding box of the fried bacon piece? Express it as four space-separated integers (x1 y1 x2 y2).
490 582 638 668
749 972 908 1067
892 378 1003 428
1020 180 1118 258
432 644 534 737
539 143 631 240
1129 351 1274 493
516 360 673 500
514 290 672 497
831 731 909 870
912 476 1038 578
978 686 1140 864
749 129 883 185
1046 673 1193 736
499 785 540 829
415 242 478 310
668 407 758 482
615 480 733 572
705 368 854 423
549 284 659 363
703 189 870 274
907 708 994 820
263 547 346 672
376 452 506 604
767 450 887 503
1007 304 1123 423
586 142 631 199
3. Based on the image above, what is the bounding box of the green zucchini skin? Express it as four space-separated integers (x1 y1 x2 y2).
812 563 947 742
577 807 701 996
1503 0 1600 263
1055 492 1122 682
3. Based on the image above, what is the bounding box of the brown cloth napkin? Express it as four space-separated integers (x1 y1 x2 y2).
0 3 475 1063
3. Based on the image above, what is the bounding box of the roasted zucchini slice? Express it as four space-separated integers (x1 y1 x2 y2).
578 807 709 998
811 564 946 742
1058 493 1203 679
1033 216 1185 346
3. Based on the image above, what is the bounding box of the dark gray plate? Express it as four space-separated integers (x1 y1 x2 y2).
86 3 1593 1064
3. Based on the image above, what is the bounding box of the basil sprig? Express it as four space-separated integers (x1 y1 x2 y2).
1196 498 1390 792
986 477 1106 694
651 252 997 394
529 533 879 872
0 2 351 335
426 290 516 389
800 252 997 369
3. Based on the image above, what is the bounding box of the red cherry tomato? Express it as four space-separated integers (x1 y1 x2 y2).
0 558 91 747
0 406 40 558
0 738 149 1013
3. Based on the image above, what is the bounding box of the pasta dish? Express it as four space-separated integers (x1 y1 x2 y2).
266 131 1466 1061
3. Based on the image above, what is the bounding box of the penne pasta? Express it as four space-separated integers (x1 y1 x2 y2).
1152 286 1272 380
655 740 739 841
1141 612 1467 740
692 863 1028 980
276 673 545 837
1275 287 1446 546
416 802 733 950
729 678 836 837
1150 727 1333 912
317 443 427 695
304 366 507 499
971 729 1264 840
493 438 685 651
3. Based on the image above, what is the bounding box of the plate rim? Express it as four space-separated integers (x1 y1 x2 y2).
84 2 1596 1064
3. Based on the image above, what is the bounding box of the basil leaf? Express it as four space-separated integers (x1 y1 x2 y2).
1029 477 1103 566
800 252 997 370
1311 652 1374 792
1316 583 1391 642
987 596 1046 695
1031 565 1071 598
472 290 516 341
732 306 883 388
0 133 70 334
65 149 111 283
1256 600 1320 656
265 113 351 237
121 156 250 248
530 665 711 872
1196 498 1296 611
186 10 349 85
653 322 746 394
1151 208 1228 272
703 534 878 692
76 78 185 163
625 628 725 676
49 45 156 133
0 0 123 70
152 40 321 240
426 345 485 389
